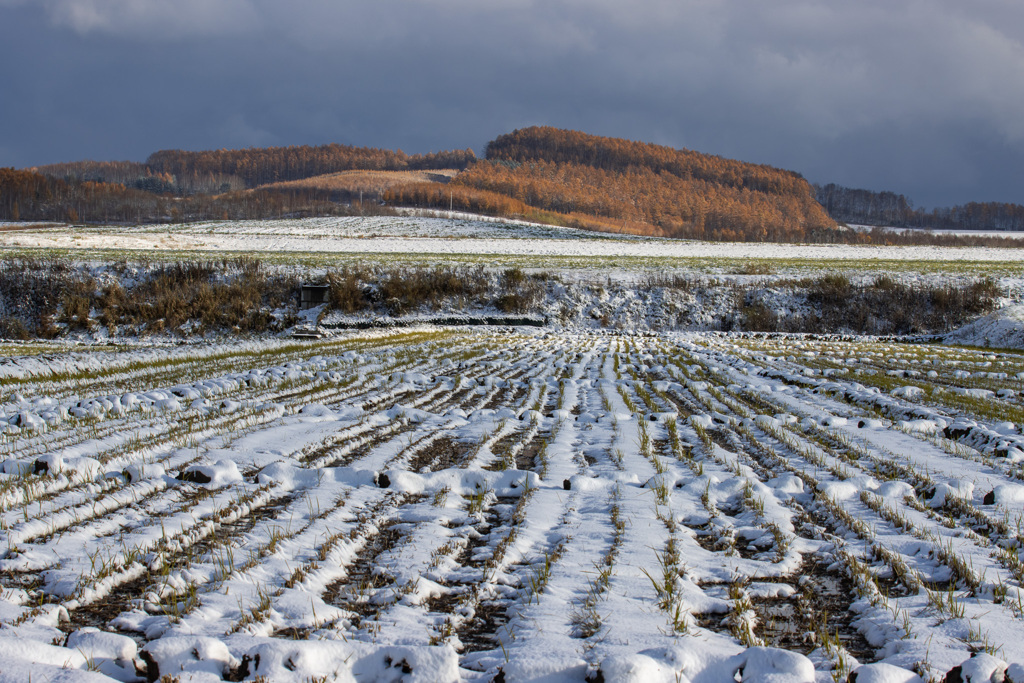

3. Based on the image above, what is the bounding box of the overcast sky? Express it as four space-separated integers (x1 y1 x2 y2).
2 0 1023 208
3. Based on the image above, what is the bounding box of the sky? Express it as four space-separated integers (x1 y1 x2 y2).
2 0 1024 208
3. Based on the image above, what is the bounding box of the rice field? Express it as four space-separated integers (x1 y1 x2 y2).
1 329 1023 681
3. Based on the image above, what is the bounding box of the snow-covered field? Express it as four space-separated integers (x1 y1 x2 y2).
3 216 1024 267
1 329 1023 682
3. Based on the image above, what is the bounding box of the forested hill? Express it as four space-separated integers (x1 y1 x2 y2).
816 183 1024 232
456 127 837 242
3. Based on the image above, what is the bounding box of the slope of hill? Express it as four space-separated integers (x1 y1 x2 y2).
256 169 460 203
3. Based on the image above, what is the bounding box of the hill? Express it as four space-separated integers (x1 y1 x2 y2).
0 166 353 224
7 129 1024 246
386 127 838 242
256 169 460 204
11 143 476 223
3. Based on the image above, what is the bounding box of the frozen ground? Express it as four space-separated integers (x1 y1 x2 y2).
2 216 1024 265
0 329 1023 682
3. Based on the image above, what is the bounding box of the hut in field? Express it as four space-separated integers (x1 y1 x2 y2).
299 283 330 310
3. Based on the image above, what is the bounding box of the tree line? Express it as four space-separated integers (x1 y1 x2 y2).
30 144 477 197
815 183 1024 232
6 141 477 223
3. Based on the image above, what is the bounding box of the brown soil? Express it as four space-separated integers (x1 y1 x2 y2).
408 436 474 473
694 555 875 662
60 493 295 634
323 520 406 623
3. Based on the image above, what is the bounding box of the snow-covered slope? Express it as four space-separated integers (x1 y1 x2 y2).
945 303 1024 350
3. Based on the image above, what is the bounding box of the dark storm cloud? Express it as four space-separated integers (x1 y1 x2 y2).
3 0 1024 207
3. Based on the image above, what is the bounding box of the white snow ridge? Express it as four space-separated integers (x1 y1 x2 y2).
945 303 1024 350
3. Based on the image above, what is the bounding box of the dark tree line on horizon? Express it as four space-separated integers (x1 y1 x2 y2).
815 183 1024 232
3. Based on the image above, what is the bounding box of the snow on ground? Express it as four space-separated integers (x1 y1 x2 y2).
1 329 1023 682
2 216 1024 263
945 303 1024 350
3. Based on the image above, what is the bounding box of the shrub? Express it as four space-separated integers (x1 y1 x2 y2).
0 257 83 337
326 267 370 313
740 303 779 332
806 273 852 306
60 282 95 331
380 266 489 315
494 268 545 313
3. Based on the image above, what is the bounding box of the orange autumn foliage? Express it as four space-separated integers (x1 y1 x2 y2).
445 127 837 242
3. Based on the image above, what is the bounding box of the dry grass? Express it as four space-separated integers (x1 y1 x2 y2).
257 169 460 196
739 274 1001 335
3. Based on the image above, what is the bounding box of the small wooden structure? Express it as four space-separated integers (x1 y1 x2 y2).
299 284 331 310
